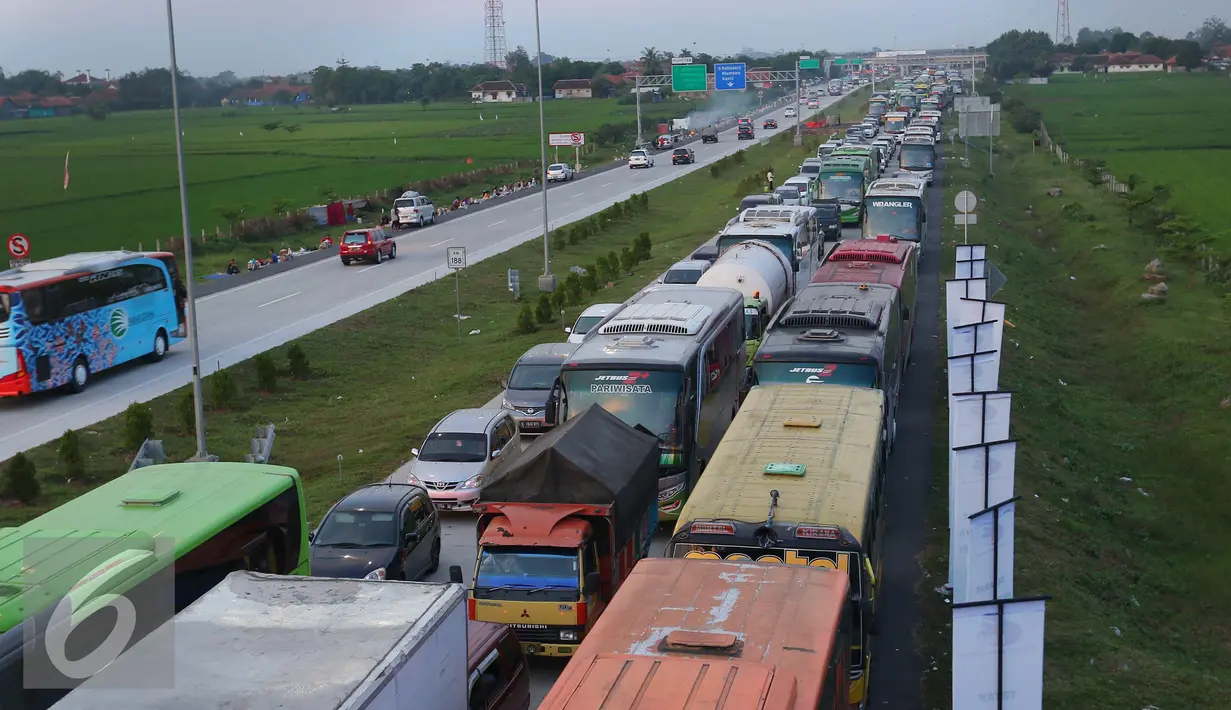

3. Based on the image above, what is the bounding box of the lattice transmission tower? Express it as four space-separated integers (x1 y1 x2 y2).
1055 0 1072 44
484 0 508 69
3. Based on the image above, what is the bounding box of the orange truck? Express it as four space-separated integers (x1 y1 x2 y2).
538 558 852 710
449 405 661 658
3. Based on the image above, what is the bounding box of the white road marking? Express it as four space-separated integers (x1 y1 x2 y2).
431 238 453 247
569 192 585 199
601 181 614 187
258 292 300 308
358 264 384 273
488 220 506 226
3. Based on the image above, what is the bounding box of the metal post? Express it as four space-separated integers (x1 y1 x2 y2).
533 0 554 292
989 134 994 175
634 75 643 147
166 0 208 460
455 270 462 343
793 63 802 146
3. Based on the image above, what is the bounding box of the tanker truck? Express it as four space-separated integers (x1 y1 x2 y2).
695 239 794 365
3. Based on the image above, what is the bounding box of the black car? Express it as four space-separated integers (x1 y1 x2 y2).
309 483 442 581
737 126 755 140
672 148 696 165
763 119 778 129
813 200 843 242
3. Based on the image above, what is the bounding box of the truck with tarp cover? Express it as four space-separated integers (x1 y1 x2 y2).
452 405 660 657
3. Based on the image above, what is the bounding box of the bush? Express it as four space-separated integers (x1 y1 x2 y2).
516 304 536 334
4 453 40 505
535 293 554 323
551 230 567 252
595 255 612 283
287 343 311 379
566 226 582 245
123 402 155 450
254 353 278 392
634 233 653 262
550 288 568 315
606 250 619 277
210 369 239 410
564 273 583 306
177 389 196 433
620 247 637 273
58 429 85 480
1008 106 1041 134
580 264 599 293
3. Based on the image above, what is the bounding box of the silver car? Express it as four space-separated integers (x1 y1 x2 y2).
386 408 520 511
546 163 574 182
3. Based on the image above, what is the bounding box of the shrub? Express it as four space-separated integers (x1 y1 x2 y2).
4 453 40 505
634 232 653 262
58 429 85 480
1008 106 1041 134
551 231 567 252
535 293 554 323
606 250 619 276
580 264 599 293
287 343 311 379
564 273 583 306
550 288 568 315
254 353 278 392
516 304 536 334
123 402 155 450
620 247 637 273
210 369 239 410
177 389 196 433
595 255 612 283
567 226 582 245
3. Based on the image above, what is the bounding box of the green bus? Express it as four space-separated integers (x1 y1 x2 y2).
830 145 883 183
818 157 873 225
0 462 309 710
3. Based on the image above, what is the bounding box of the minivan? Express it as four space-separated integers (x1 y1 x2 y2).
340 227 396 265
387 408 521 511
502 342 579 433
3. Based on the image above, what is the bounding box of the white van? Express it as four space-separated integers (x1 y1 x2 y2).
392 191 436 228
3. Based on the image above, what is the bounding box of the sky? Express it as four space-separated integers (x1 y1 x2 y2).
0 0 1224 78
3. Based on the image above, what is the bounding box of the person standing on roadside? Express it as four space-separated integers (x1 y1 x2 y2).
766 169 775 192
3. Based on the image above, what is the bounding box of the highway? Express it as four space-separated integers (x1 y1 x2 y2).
0 90 852 462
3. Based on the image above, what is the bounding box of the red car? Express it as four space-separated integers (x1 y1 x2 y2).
763 119 778 129
340 227 397 265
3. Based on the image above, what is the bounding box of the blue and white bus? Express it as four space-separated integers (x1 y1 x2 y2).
0 251 187 396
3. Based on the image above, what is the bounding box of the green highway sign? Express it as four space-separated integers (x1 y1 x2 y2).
799 59 820 70
833 58 848 65
671 64 708 92
853 58 864 65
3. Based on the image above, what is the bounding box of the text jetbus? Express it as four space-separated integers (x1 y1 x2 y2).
667 384 888 708
0 462 310 710
0 251 187 396
546 285 745 522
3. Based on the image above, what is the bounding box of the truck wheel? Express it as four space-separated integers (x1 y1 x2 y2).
147 329 169 362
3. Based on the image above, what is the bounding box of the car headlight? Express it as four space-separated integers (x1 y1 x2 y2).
559 630 579 642
365 568 387 581
463 474 484 489
407 474 422 486
501 398 513 410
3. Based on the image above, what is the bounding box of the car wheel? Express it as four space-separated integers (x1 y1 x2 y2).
389 244 397 259
426 539 441 575
67 357 90 394
341 258 350 265
148 329 168 362
375 250 384 265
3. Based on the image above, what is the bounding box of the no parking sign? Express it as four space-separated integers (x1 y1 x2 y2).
7 234 30 268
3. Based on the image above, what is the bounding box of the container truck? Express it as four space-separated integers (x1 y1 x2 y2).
50 571 469 710
695 239 794 363
451 405 660 658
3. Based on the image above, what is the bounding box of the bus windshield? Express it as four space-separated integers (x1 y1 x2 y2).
864 198 922 241
885 117 906 133
755 362 878 387
820 173 864 203
900 144 935 171
563 369 685 444
719 235 794 264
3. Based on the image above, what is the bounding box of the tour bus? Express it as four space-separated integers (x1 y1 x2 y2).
898 136 936 186
667 384 887 708
883 111 909 139
830 145 884 183
897 92 918 114
0 251 187 396
538 558 851 710
0 462 310 710
862 177 928 243
828 78 844 96
718 206 818 273
817 157 872 225
544 286 745 521
813 236 919 360
751 281 904 447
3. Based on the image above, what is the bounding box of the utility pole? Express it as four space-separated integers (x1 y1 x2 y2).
634 75 643 147
793 61 802 146
532 0 554 292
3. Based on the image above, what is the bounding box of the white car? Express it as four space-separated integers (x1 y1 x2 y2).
628 149 654 169
566 303 619 343
785 107 797 118
546 163 574 182
391 191 435 228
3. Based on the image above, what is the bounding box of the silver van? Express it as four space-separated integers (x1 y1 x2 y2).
386 408 520 511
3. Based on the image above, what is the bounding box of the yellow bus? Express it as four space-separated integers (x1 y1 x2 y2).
666 384 887 709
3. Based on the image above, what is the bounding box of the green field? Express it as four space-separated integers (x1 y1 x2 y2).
1014 73 1231 246
0 98 702 273
919 125 1231 708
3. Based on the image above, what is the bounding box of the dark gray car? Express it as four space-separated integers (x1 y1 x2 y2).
502 342 579 434
309 483 441 581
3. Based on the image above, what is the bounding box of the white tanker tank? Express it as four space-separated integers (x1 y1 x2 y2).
695 239 794 316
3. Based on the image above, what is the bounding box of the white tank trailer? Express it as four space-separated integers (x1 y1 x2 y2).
696 239 794 315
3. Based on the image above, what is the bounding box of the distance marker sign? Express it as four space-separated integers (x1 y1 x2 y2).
7 234 29 259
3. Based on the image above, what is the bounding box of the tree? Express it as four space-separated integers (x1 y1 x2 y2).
1188 16 1230 50
640 47 663 76
985 30 1056 82
4 453 40 505
1108 32 1138 53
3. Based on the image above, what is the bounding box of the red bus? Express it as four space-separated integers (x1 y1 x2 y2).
812 236 918 359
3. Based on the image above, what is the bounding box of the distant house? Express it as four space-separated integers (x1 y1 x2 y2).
226 83 310 106
1049 53 1076 72
64 73 103 87
553 79 593 99
26 96 74 118
1106 53 1163 72
470 80 525 103
0 97 18 120
1164 56 1207 73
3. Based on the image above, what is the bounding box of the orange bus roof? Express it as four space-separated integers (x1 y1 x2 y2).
538 558 848 710
812 238 916 290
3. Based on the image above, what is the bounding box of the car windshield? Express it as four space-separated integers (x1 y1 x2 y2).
631 151 647 157
0 293 10 324
799 164 821 175
562 369 684 442
314 509 398 547
820 172 864 202
755 362 879 388
571 314 605 335
508 363 559 390
548 164 567 171
475 547 578 590
394 199 414 209
664 268 704 285
343 232 369 245
417 431 488 463
775 187 802 201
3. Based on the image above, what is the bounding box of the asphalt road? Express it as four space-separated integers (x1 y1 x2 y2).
0 91 853 462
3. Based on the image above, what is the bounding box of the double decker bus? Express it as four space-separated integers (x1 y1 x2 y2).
0 251 187 396
546 285 745 521
538 558 851 710
667 384 887 708
0 462 310 710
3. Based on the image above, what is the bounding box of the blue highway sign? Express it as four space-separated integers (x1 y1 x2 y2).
714 63 747 91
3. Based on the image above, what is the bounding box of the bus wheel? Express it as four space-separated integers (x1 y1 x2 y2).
67 357 90 394
148 330 169 362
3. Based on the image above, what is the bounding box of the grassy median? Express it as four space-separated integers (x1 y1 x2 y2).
2 89 872 525
918 121 1231 708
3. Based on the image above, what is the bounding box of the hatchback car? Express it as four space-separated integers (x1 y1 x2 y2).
784 107 797 118
309 483 441 581
388 408 520 511
545 163 574 182
763 119 778 129
737 125 755 140
671 148 695 165
502 342 578 432
340 227 396 265
628 149 654 168
567 302 619 343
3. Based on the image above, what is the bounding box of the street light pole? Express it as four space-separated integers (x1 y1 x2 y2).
533 0 555 293
793 61 802 147
165 0 209 460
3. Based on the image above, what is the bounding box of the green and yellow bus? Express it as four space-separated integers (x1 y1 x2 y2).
818 156 873 225
0 462 309 710
667 384 887 709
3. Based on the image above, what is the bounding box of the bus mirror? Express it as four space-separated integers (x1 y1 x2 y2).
583 572 601 597
307 531 316 543
449 565 465 584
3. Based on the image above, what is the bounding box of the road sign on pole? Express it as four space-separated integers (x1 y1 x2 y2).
548 132 585 147
447 246 467 270
448 247 466 343
799 59 820 70
713 63 747 91
670 56 693 65
955 191 978 213
7 233 30 260
671 64 708 92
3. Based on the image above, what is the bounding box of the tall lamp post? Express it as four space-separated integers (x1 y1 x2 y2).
165 0 211 460
533 0 555 293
